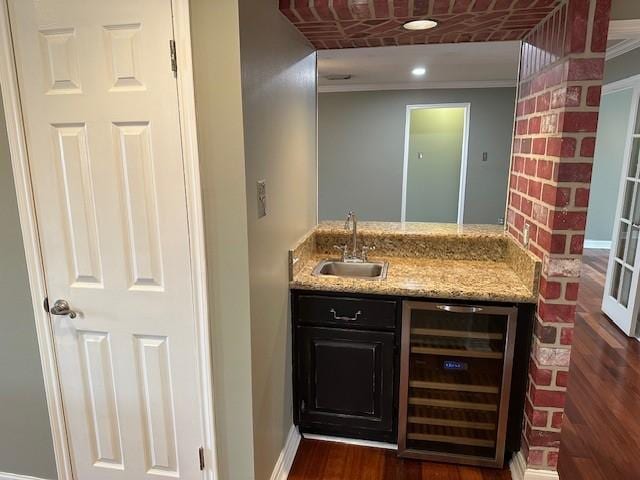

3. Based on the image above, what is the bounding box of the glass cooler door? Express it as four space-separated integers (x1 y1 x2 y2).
398 301 518 468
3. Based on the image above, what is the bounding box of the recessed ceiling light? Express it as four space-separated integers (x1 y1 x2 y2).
403 19 438 31
412 67 427 76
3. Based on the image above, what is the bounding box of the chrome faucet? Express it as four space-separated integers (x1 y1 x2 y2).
332 211 375 263
345 211 358 259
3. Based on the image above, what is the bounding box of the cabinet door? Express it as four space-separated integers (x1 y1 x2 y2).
297 326 395 439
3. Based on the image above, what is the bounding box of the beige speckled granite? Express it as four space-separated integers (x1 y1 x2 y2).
505 235 542 298
316 221 505 237
289 229 315 279
289 222 541 303
315 222 508 260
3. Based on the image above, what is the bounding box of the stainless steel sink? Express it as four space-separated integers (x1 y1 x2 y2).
312 259 388 280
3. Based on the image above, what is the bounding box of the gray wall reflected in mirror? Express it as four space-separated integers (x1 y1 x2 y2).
318 87 516 224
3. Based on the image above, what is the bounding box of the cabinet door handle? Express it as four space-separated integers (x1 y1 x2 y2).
436 304 484 314
329 308 362 322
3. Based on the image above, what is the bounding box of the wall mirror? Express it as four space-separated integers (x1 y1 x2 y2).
317 41 521 224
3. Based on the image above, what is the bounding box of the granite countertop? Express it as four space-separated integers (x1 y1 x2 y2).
289 222 541 304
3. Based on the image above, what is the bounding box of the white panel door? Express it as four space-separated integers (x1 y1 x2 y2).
7 1 205 478
603 84 640 338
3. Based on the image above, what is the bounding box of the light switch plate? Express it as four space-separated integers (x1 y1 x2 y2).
257 180 267 218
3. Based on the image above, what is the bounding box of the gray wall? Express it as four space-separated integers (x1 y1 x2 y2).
318 88 516 224
611 0 640 20
238 1 317 479
191 0 256 478
584 50 640 243
587 89 634 241
192 0 316 478
604 48 640 85
0 106 57 476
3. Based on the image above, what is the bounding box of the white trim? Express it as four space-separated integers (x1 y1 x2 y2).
509 451 560 480
400 106 411 222
302 433 397 451
606 37 640 60
400 103 470 224
318 80 516 93
170 1 218 478
0 1 218 479
603 73 640 95
269 425 302 480
0 2 74 479
602 82 640 336
0 473 52 480
509 450 526 480
607 19 640 40
584 240 612 249
315 52 320 224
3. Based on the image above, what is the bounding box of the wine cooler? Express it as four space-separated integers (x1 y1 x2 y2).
398 301 518 468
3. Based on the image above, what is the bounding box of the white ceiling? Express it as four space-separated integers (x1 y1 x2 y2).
317 19 640 92
317 41 521 92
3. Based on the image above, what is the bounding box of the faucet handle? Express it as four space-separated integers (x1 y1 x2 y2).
344 210 355 230
361 245 375 262
333 244 348 261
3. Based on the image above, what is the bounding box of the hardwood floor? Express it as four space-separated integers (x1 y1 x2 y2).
558 249 640 480
288 250 640 479
288 440 511 480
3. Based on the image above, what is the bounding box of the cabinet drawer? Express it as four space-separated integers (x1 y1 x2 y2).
297 294 397 330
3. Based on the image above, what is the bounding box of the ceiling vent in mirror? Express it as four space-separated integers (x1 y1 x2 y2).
325 74 352 81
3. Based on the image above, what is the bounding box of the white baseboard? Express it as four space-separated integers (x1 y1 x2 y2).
509 451 560 480
270 424 301 480
0 473 51 480
583 239 611 249
302 433 397 450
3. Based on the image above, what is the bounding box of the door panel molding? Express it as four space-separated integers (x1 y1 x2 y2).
0 2 218 480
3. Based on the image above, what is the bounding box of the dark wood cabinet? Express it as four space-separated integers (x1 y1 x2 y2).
297 326 395 438
291 290 534 459
292 292 400 442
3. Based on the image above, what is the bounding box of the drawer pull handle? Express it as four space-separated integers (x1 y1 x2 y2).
437 305 484 314
329 308 362 322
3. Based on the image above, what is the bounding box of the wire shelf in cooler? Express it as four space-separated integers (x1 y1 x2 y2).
408 389 498 412
409 362 500 394
407 405 497 431
410 345 503 360
406 423 496 448
410 327 503 341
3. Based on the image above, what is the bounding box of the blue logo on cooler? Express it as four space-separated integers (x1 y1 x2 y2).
443 360 468 371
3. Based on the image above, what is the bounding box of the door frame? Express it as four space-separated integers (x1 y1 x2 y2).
601 74 640 338
400 103 471 224
0 1 218 479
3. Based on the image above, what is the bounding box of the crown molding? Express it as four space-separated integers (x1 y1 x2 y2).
606 37 640 60
318 80 517 93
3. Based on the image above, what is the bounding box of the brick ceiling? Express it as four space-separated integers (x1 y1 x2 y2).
279 0 563 49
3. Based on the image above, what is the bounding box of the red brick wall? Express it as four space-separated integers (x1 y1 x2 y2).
507 0 611 470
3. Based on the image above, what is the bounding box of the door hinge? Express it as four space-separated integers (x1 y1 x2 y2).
43 297 49 313
198 446 205 471
169 40 177 75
